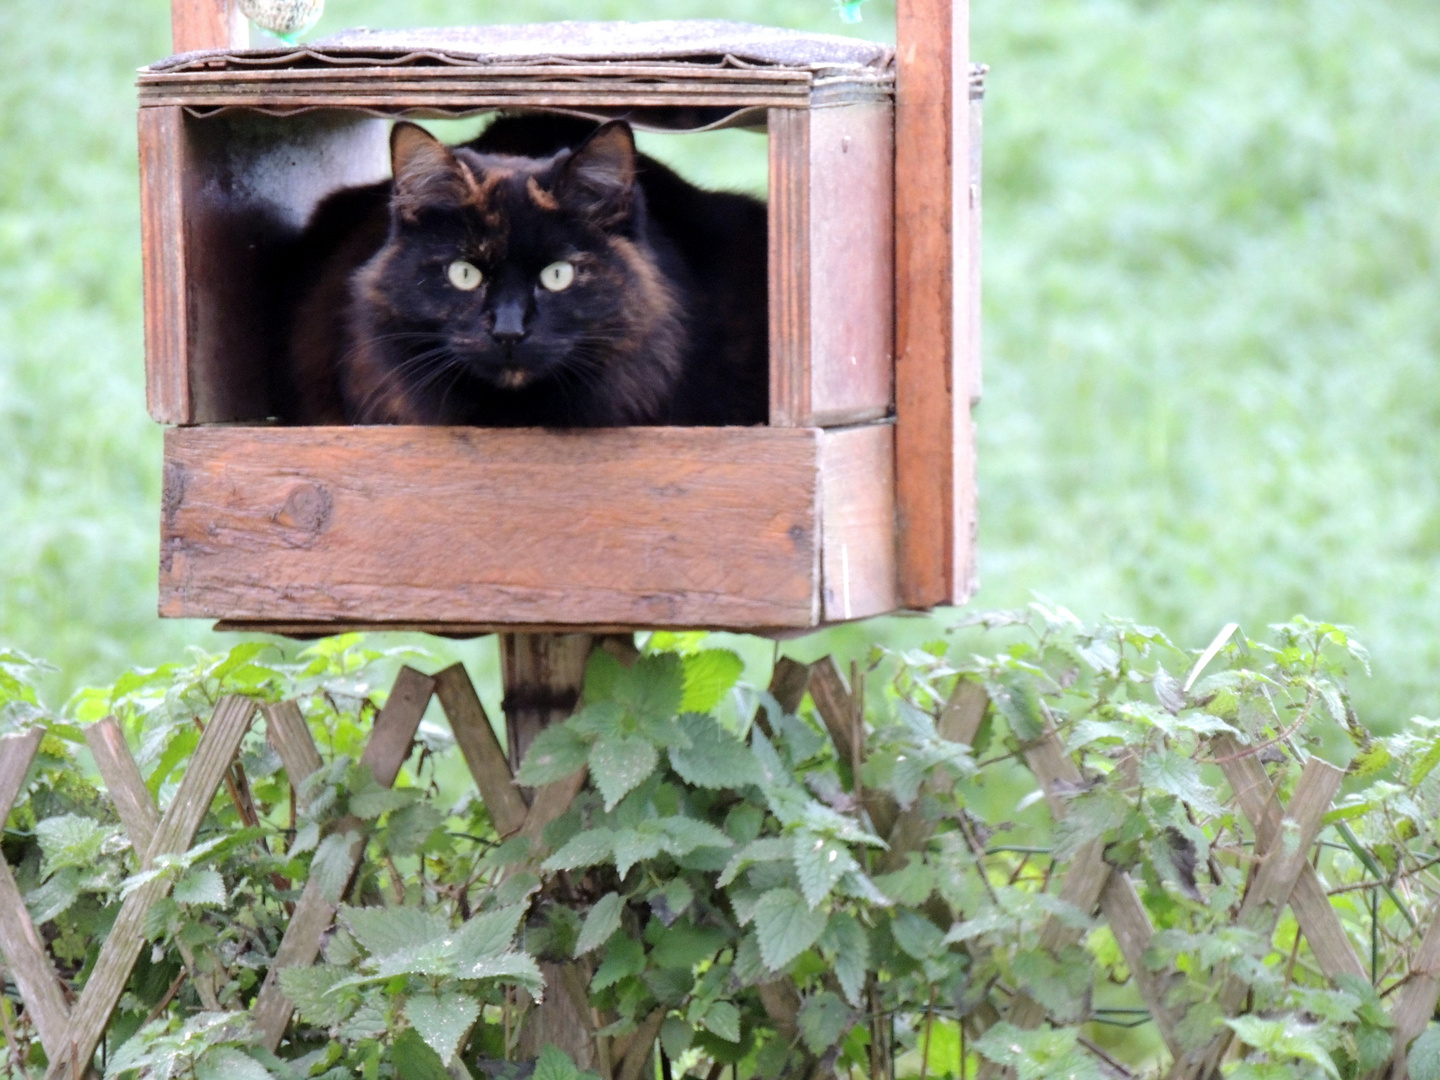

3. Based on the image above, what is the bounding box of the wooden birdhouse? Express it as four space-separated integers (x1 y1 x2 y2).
142 0 981 635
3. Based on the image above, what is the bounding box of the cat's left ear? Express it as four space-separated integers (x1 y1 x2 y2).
556 120 637 225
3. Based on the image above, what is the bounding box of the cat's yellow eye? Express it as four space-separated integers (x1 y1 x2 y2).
539 261 576 292
447 260 483 291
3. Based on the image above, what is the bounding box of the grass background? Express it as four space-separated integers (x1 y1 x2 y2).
1 0 1437 726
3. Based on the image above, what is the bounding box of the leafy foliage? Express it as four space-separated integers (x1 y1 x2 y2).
1 612 1438 1079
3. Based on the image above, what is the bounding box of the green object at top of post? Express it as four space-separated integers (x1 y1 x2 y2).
238 0 324 44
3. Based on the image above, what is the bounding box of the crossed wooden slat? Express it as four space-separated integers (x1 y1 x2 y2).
0 696 261 1080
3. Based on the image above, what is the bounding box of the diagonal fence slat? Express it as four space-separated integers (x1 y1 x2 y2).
252 666 435 1050
433 663 528 839
46 695 258 1080
262 701 324 791
0 728 73 1058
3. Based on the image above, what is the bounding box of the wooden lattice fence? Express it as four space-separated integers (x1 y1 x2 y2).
0 656 1437 1079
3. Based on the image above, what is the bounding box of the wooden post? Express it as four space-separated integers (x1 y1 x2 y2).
499 633 594 776
171 0 248 53
895 0 976 607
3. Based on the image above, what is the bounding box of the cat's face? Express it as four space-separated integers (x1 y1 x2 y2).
354 120 658 397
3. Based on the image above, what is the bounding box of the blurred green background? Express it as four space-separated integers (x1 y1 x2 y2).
1 0 1436 723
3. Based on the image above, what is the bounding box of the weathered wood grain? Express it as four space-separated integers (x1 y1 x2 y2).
139 106 189 423
1385 896 1440 1079
894 0 977 607
938 677 988 746
85 718 161 854
1214 737 1365 983
161 426 826 628
263 700 324 793
501 634 594 775
820 423 898 621
807 104 895 427
433 663 529 837
171 0 247 53
0 729 72 1058
768 106 811 428
46 696 256 1080
1170 757 1346 1080
253 667 434 1050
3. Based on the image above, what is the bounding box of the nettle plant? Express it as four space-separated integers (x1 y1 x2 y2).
2 610 1440 1080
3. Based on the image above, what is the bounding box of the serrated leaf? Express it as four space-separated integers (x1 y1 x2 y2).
195 1047 274 1080
36 814 112 876
452 904 528 963
26 868 79 924
1352 742 1392 778
793 831 858 908
615 653 685 724
1411 1026 1440 1080
342 906 451 960
590 736 658 811
891 910 946 961
1140 749 1226 815
703 1000 742 1043
310 830 361 904
669 713 763 789
592 935 645 991
873 854 934 906
657 816 734 857
821 912 869 1007
404 991 480 1064
383 801 445 858
173 868 226 908
576 893 625 956
680 650 745 713
543 828 616 873
534 1045 581 1080
611 828 666 878
390 1029 451 1080
517 725 591 787
277 965 355 1027
988 674 1045 742
798 992 851 1054
456 951 544 989
718 837 792 888
1413 738 1440 789
754 887 827 972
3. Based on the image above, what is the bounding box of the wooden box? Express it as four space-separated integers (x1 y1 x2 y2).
140 16 982 633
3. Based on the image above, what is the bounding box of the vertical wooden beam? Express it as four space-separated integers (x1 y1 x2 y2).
171 0 248 53
895 0 976 607
767 107 811 428
500 633 593 774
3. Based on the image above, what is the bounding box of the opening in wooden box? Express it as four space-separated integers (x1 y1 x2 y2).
136 22 970 633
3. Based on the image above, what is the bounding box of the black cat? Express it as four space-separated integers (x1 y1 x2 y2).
282 114 768 427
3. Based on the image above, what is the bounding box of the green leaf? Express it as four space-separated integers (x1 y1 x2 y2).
1225 1017 1339 1079
611 828 666 878
404 991 480 1065
821 912 870 1007
517 725 591 787
873 854 934 906
754 887 827 972
703 1001 742 1044
891 910 946 961
680 650 745 713
590 736 659 811
25 868 79 924
451 904 529 963
669 713 763 789
592 935 645 991
277 964 356 1027
390 1029 451 1080
342 906 450 959
543 828 616 873
173 867 226 908
195 1047 275 1080
533 1045 581 1080
1140 749 1226 815
383 801 445 858
1410 1026 1440 1080
793 831 858 909
575 893 625 956
798 992 851 1055
719 838 792 888
35 814 112 876
1351 742 1393 778
973 1024 1102 1080
615 654 685 724
988 674 1046 742
656 816 734 857
1413 738 1440 789
311 830 360 904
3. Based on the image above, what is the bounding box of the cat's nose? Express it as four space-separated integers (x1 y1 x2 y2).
491 300 528 343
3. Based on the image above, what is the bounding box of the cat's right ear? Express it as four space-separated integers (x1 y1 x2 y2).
390 122 475 221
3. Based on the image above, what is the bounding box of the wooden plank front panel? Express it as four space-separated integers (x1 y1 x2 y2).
768 107 811 427
894 0 976 607
160 426 822 627
139 107 190 423
808 104 895 427
819 423 897 622
171 0 248 53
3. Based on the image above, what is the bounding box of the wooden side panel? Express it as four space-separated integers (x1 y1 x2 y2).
968 69 985 406
807 104 895 427
183 111 389 423
160 426 822 628
895 0 975 607
140 107 190 423
819 424 897 622
171 0 248 53
768 108 811 427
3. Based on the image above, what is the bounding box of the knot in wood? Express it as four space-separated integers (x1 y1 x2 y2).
276 482 332 533
502 687 580 715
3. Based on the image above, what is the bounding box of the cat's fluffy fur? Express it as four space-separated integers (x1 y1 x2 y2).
280 114 768 427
